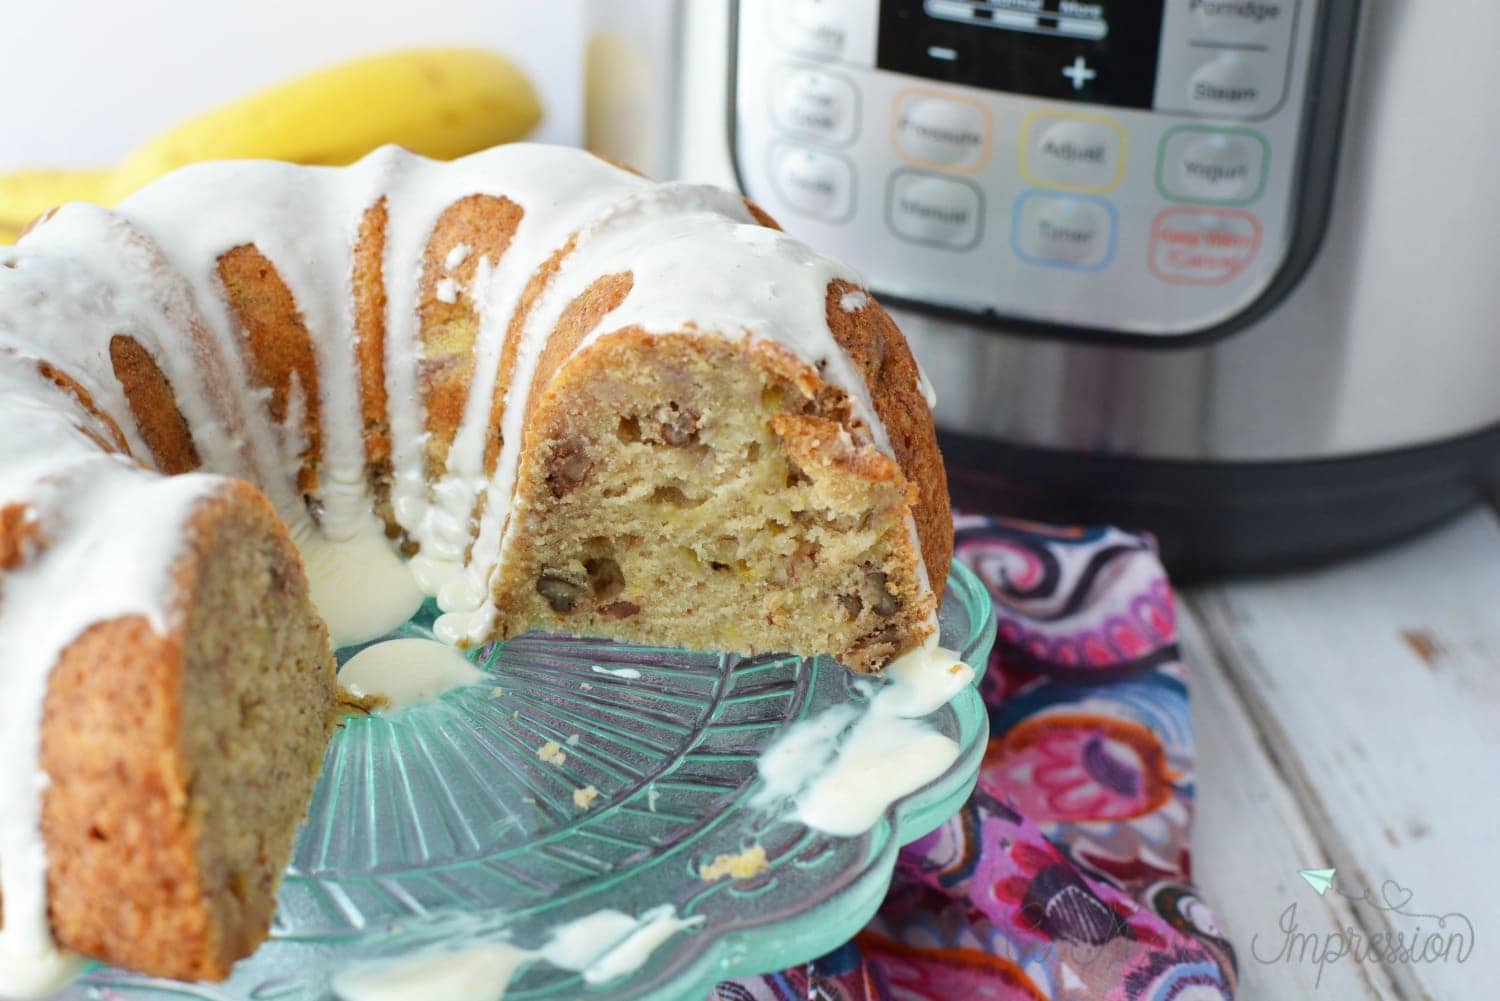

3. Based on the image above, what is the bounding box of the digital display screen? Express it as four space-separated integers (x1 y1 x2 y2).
877 0 1165 109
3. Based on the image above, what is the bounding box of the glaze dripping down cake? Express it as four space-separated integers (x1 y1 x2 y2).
0 144 951 987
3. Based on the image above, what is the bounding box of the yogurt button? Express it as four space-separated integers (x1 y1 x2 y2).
769 144 855 221
1160 129 1267 203
887 172 983 249
894 94 991 170
772 66 858 145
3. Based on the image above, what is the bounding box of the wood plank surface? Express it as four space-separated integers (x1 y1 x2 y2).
1187 510 1500 1000
1183 604 1401 1000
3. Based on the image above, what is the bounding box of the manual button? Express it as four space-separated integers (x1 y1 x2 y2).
1022 112 1126 193
887 170 983 249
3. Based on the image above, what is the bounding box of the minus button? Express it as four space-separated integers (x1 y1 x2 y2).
927 46 959 61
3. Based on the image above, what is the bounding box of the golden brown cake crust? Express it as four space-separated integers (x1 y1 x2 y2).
108 334 201 474
217 244 323 496
11 481 338 982
418 193 523 477
353 198 396 535
36 359 131 455
822 280 953 582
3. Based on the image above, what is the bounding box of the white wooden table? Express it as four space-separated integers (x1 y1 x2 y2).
1187 507 1500 999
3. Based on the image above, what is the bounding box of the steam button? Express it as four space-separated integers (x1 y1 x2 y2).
769 143 855 221
1185 53 1279 117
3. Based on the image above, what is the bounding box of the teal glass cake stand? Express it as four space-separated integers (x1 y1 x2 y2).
71 563 996 1000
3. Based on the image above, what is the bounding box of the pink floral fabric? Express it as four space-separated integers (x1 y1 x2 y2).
713 515 1236 1000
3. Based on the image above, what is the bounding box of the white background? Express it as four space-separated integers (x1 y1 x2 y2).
0 0 586 168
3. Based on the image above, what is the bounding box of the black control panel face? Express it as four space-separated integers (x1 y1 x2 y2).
877 0 1166 109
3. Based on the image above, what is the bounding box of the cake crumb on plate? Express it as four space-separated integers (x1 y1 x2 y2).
699 844 769 881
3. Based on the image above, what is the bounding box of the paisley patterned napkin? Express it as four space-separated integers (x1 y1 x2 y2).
714 514 1237 1000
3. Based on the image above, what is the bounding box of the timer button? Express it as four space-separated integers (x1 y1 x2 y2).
887 170 984 250
1184 52 1282 117
1021 112 1127 193
1158 127 1268 204
892 91 992 172
772 0 852 61
772 66 858 146
1011 192 1117 271
769 143 855 222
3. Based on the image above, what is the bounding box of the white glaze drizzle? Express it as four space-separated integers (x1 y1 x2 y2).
589 665 642 680
754 637 973 837
337 638 486 713
0 144 938 990
331 905 703 1001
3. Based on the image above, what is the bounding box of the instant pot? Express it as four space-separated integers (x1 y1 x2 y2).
592 0 1500 578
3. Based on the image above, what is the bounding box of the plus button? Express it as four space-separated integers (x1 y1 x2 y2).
1062 56 1097 90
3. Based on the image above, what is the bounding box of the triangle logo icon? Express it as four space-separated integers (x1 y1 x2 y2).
1299 867 1336 896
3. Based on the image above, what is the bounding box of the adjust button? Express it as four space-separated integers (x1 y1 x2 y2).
769 143 855 222
887 170 984 250
1021 112 1127 193
1149 207 1263 284
893 91 992 171
772 66 858 145
1158 127 1268 204
1012 192 1117 271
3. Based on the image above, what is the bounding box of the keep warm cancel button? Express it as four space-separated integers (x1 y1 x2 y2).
1149 207 1262 285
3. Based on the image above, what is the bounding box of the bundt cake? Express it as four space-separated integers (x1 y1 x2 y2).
0 143 951 989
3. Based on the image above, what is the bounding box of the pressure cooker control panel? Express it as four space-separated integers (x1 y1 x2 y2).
731 0 1328 338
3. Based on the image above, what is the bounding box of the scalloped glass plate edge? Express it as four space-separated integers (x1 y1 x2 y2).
627 560 997 1000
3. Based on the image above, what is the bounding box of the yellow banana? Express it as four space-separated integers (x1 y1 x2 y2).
113 48 542 195
1 48 541 245
0 167 115 242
